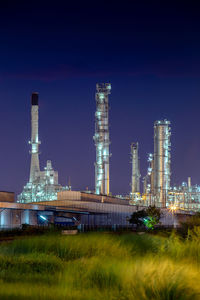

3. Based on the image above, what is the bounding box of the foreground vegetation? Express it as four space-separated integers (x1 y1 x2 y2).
0 229 199 299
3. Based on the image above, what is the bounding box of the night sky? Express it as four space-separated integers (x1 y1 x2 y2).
1 1 200 196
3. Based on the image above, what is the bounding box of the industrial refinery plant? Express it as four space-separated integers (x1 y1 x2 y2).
18 93 69 203
130 120 200 211
17 84 200 213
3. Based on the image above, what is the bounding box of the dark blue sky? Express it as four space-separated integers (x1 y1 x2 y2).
0 1 200 195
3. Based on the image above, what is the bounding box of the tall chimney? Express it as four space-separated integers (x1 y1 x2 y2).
29 92 40 182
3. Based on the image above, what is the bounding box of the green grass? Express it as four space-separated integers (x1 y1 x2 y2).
0 230 199 299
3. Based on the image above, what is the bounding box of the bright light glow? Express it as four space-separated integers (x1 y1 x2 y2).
169 205 177 212
99 93 104 99
95 83 110 195
39 215 47 221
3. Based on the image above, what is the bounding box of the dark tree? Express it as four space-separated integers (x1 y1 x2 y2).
129 206 161 229
129 209 147 227
146 206 161 224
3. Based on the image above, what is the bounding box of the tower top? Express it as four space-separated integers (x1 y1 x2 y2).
31 92 39 106
154 119 170 126
96 83 111 94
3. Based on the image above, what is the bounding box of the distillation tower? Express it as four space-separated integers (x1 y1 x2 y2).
130 143 140 198
153 120 171 207
18 93 66 203
143 153 154 195
93 83 111 195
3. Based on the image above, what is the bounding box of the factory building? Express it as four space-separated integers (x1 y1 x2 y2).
130 119 200 211
18 93 67 203
168 179 200 211
0 191 190 228
0 84 199 229
34 190 188 227
13 84 200 219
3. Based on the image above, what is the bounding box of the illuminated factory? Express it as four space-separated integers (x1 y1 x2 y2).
0 82 192 229
17 85 200 213
18 93 68 203
138 120 171 207
131 120 200 211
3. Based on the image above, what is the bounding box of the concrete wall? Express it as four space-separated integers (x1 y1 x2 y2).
0 209 38 228
0 192 14 202
58 191 81 201
57 191 130 205
39 199 138 214
81 212 131 226
80 192 130 205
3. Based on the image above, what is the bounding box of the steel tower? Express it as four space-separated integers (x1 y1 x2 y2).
130 143 140 194
153 120 171 207
94 83 111 195
29 93 41 183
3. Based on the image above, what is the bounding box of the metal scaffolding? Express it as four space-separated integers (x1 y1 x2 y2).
93 83 111 195
153 120 171 207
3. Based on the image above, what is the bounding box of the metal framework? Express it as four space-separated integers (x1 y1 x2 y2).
18 93 68 203
94 83 111 195
153 120 171 207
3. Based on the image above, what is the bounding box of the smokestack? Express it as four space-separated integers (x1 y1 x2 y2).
29 92 40 183
94 83 111 195
31 93 38 105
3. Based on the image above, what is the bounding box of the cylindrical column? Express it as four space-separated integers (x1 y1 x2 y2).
188 177 191 189
93 83 111 195
153 120 171 207
131 142 140 194
29 92 40 182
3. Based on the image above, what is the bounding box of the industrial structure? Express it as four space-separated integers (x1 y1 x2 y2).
3 83 199 230
18 93 67 203
29 93 40 183
0 190 190 229
0 84 199 229
93 83 111 195
131 119 200 211
153 120 171 207
168 179 200 211
131 120 171 207
130 121 171 207
130 143 140 201
15 87 200 213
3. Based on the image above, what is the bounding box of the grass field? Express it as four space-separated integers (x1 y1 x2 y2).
0 228 199 299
